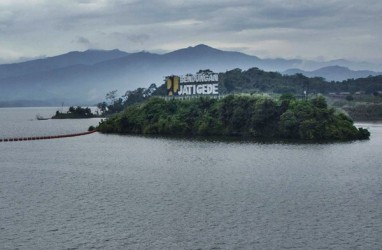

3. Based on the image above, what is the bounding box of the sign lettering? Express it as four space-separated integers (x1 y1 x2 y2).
166 72 219 96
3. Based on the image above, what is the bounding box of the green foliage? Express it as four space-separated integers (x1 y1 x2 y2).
97 102 107 113
98 84 159 115
97 90 125 115
105 90 118 104
96 68 382 117
97 95 369 141
52 106 95 119
216 67 382 95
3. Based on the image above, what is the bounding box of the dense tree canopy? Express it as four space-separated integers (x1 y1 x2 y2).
218 68 382 95
53 106 95 119
97 68 382 117
97 95 369 141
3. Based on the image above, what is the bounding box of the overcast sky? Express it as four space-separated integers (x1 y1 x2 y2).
0 0 381 64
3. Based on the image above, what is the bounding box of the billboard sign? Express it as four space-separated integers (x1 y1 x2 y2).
166 72 219 96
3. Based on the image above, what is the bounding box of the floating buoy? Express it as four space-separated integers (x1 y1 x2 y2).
0 130 96 142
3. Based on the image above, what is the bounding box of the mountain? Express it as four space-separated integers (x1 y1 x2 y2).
1 44 381 106
293 59 382 72
283 66 381 81
0 49 128 80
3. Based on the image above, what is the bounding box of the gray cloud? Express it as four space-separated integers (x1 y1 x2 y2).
0 0 381 64
76 36 91 45
111 32 150 44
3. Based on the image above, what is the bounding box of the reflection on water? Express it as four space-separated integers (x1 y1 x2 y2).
0 108 381 249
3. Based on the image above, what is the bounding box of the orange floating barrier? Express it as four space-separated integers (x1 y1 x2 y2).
0 130 96 142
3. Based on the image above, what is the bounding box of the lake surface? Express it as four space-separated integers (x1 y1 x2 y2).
0 108 381 249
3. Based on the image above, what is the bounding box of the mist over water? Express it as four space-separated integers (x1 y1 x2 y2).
1 108 381 249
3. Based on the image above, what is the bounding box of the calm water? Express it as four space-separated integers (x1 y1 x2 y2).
0 108 381 249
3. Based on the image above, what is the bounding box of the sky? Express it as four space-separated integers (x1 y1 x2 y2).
0 0 382 64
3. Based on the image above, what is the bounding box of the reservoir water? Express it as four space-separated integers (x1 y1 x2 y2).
0 107 381 249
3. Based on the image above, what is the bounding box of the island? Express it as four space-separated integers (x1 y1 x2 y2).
52 106 97 119
97 94 370 141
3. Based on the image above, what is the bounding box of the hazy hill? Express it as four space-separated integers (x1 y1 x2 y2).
0 49 128 79
0 44 381 106
283 66 381 81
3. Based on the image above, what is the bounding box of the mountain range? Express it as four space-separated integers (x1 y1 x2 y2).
0 44 381 106
283 66 380 82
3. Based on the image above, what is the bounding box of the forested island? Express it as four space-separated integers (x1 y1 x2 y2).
97 95 369 141
52 106 97 119
97 68 382 121
91 67 381 140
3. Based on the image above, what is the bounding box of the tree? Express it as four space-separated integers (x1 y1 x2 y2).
68 106 75 113
197 69 214 74
97 102 107 114
311 95 328 109
106 90 118 105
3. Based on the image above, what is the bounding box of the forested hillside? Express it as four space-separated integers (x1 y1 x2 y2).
97 95 370 141
217 68 382 95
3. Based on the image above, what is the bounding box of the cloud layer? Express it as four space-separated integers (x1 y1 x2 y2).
0 0 381 63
